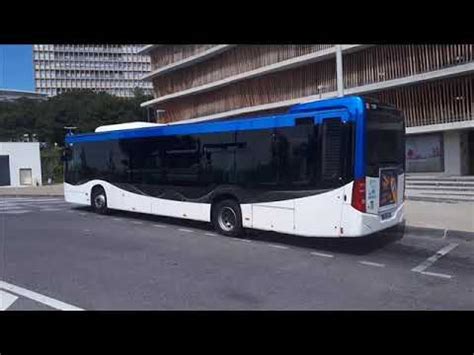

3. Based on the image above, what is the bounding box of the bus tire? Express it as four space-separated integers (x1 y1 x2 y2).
91 186 108 214
212 199 243 237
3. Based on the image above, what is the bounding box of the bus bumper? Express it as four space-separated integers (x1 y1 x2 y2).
341 202 405 237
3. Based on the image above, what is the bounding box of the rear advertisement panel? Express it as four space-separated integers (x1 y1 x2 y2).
379 168 398 211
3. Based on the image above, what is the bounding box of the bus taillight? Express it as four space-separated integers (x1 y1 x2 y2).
352 178 366 213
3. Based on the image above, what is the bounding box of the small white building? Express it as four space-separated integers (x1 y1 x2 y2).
0 142 42 187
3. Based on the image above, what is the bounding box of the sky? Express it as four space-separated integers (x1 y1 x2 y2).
0 45 34 91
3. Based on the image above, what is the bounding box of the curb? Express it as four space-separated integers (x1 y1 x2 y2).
404 225 474 239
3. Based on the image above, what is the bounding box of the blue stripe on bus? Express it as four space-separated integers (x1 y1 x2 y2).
65 96 367 179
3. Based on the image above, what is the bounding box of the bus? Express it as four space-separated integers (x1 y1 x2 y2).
63 96 406 238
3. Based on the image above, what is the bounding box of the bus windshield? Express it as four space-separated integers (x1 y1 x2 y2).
366 109 405 177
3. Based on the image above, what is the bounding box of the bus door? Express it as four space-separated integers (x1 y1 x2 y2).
294 111 353 237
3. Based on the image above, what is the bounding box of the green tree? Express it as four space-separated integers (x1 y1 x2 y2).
0 90 153 184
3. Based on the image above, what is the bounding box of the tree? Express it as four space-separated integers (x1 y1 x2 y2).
0 89 153 145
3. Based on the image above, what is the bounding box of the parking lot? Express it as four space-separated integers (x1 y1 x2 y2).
1 197 473 310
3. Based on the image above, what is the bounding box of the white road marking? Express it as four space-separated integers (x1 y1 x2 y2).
419 271 453 279
3 199 63 203
113 218 123 221
153 224 166 228
0 206 27 210
268 244 289 250
0 210 31 214
34 203 70 208
310 251 334 258
205 232 218 237
411 243 459 273
40 208 62 212
0 280 83 311
178 228 194 233
0 290 19 310
359 261 385 268
230 238 252 243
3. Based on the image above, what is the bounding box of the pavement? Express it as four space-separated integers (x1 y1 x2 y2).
404 199 474 233
0 196 473 310
0 184 64 196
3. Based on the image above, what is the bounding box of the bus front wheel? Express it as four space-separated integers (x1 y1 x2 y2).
91 187 108 214
212 199 243 237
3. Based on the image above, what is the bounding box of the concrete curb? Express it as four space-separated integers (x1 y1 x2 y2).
404 225 474 239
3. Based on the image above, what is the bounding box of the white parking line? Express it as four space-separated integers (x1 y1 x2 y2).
205 232 218 237
113 218 123 221
40 208 62 212
359 261 385 268
268 244 289 250
310 251 334 258
420 271 452 279
178 228 194 233
0 290 19 310
411 243 459 273
153 224 166 228
131 221 143 225
0 280 83 311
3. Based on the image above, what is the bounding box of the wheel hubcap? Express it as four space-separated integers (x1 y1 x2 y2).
218 207 237 232
94 194 106 209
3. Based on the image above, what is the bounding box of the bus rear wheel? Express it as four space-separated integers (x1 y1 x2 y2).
212 199 243 237
91 187 108 214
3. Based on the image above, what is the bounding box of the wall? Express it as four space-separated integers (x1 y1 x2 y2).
443 130 462 175
0 143 42 187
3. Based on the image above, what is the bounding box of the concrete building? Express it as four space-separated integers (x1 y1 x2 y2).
33 44 153 98
139 44 474 176
0 88 48 102
0 143 42 187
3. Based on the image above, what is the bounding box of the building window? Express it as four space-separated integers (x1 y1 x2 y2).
406 133 444 173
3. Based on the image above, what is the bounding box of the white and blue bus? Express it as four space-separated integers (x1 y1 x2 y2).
63 96 405 238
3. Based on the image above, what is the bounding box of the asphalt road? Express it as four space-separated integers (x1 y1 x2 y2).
1 197 473 310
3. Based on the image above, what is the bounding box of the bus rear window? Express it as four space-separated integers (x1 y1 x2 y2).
366 110 405 177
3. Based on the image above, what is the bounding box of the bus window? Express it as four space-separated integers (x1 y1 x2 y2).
366 109 405 177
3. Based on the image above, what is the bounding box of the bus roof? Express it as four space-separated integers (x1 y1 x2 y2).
66 96 366 144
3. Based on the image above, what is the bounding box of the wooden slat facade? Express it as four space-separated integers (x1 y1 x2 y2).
158 59 337 123
152 45 334 97
365 75 473 127
150 45 216 71
146 45 474 127
344 45 473 88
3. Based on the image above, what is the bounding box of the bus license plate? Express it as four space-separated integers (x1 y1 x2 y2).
381 212 392 220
